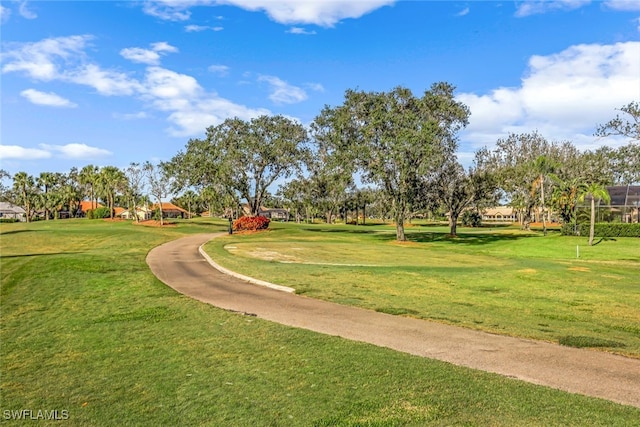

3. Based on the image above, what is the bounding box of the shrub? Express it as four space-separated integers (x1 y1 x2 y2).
233 215 270 231
0 218 19 223
87 207 112 219
461 211 482 227
561 222 640 237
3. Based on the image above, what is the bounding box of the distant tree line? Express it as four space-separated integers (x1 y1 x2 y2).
1 85 638 242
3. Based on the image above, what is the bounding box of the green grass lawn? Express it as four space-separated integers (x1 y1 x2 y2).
204 221 640 358
2 219 639 425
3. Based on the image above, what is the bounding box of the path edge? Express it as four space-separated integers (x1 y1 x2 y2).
198 242 296 293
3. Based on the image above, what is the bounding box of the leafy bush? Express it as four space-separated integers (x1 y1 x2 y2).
233 215 270 231
461 211 482 227
0 218 19 223
561 222 640 237
87 207 112 219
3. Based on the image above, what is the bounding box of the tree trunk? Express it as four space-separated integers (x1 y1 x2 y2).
362 203 366 225
394 211 406 241
449 212 458 236
589 197 596 246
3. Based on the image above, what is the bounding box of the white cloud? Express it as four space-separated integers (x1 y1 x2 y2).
20 88 77 107
143 0 395 27
120 47 162 65
185 24 223 32
120 42 178 65
287 27 316 35
1 35 91 80
208 64 230 76
457 41 640 152
67 63 142 96
1 5 11 23
39 143 112 159
140 67 270 135
185 24 208 32
305 82 325 92
456 7 470 17
165 99 270 136
151 42 178 53
0 145 51 160
142 0 214 21
258 75 307 104
18 1 37 19
143 66 202 100
515 0 591 17
2 35 276 138
604 0 640 11
113 111 150 120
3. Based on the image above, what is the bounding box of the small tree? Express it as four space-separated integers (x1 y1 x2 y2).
144 162 174 226
124 163 145 223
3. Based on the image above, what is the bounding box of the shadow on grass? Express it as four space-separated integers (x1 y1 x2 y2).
0 252 82 259
0 229 43 236
302 227 382 235
376 231 535 246
593 237 617 246
300 225 537 245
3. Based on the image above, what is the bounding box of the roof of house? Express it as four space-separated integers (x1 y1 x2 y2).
482 206 516 216
79 201 104 211
152 202 188 213
114 207 126 216
0 202 26 214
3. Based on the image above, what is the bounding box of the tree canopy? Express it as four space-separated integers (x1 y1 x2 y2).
313 83 470 240
167 115 309 217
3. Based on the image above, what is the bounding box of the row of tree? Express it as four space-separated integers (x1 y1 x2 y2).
2 83 638 242
166 84 638 240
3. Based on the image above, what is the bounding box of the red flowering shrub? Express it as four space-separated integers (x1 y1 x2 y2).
233 215 270 231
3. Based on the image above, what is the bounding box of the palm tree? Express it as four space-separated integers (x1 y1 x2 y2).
97 166 127 219
12 172 37 222
579 183 611 246
550 176 586 235
37 172 60 220
79 165 99 210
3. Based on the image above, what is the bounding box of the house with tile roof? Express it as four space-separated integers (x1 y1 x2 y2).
152 202 189 219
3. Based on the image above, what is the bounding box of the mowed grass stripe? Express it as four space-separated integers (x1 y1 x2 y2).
1 219 639 425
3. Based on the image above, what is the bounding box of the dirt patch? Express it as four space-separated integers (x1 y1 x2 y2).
390 240 420 247
135 220 177 227
529 222 561 227
568 266 590 272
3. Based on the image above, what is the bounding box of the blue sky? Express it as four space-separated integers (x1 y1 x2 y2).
1 0 639 179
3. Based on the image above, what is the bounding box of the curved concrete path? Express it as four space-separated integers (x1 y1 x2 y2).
147 233 640 408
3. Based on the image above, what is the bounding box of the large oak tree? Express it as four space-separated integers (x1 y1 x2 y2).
313 83 469 241
168 115 309 217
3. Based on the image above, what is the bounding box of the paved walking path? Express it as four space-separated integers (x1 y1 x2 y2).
146 233 640 408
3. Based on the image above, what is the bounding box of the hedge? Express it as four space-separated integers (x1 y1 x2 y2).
561 222 640 237
233 215 270 231
86 207 112 219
